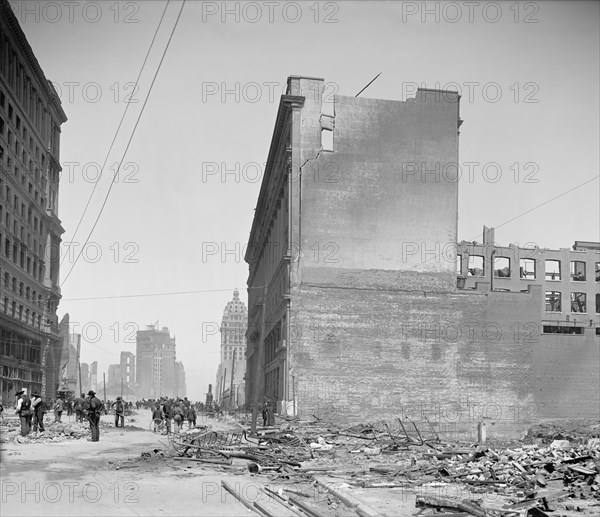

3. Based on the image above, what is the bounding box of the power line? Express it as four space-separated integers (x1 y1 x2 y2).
60 1 172 269
60 0 187 287
63 285 265 301
63 287 238 301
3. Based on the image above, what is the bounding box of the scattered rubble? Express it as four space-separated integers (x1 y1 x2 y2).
161 417 600 516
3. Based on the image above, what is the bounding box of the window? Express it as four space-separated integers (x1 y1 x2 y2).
543 325 583 335
545 260 561 281
570 261 586 281
545 291 561 312
595 263 600 282
494 256 511 277
596 293 600 314
571 292 586 313
456 254 462 275
468 255 484 277
520 258 536 279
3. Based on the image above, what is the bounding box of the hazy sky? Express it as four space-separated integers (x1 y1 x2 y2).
13 1 599 400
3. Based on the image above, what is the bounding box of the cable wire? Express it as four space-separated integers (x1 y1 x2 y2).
61 1 172 267
60 0 187 287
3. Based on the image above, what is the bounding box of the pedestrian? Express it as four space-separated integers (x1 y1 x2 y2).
31 391 46 433
74 393 85 422
187 405 196 429
161 398 172 433
113 396 125 427
54 396 64 422
173 403 183 433
15 390 32 436
151 405 163 433
262 401 268 427
86 390 102 442
66 398 73 417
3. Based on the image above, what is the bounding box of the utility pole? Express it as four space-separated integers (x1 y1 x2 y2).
103 373 107 404
77 339 82 397
251 285 267 432
229 352 236 410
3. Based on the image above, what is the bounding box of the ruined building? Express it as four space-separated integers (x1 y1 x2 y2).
244 75 597 439
215 289 247 407
0 0 67 402
135 325 181 398
457 230 600 420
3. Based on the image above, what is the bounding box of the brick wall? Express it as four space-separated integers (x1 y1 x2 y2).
289 280 542 439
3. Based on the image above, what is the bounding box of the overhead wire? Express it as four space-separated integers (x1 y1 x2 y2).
60 0 187 287
60 1 172 268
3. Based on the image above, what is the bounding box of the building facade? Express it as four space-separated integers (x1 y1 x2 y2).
0 0 67 402
457 229 600 419
215 289 247 407
244 75 598 438
135 325 177 398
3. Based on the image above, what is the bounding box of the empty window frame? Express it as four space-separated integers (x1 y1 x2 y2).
520 258 536 279
494 256 511 277
456 254 463 275
570 261 586 281
467 255 484 277
570 292 586 313
595 263 600 282
545 260 561 281
596 293 600 314
545 291 561 312
543 325 583 335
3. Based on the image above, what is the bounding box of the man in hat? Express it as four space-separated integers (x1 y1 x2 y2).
15 390 32 436
112 396 125 428
86 390 102 441
31 390 45 433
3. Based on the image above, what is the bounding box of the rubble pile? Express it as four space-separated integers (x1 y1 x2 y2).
166 418 599 516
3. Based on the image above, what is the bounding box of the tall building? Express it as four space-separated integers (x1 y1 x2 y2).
120 351 135 387
174 360 186 398
57 313 80 395
79 362 89 394
89 361 97 394
0 0 67 402
244 75 598 438
215 289 247 407
135 325 177 398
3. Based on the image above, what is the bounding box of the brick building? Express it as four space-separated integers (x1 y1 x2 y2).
244 75 598 438
215 289 247 407
457 229 600 420
0 0 67 402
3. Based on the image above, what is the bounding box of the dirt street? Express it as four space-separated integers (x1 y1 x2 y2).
1 410 316 517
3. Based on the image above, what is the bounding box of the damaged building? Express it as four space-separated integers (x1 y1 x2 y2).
457 231 600 421
0 1 67 402
244 75 599 439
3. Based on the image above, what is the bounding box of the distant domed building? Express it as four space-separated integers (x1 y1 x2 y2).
215 289 247 407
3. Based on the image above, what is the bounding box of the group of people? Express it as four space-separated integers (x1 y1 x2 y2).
14 389 104 441
151 397 197 433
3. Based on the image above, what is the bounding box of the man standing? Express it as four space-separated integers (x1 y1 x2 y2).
31 391 45 433
15 390 32 436
74 394 85 423
113 396 125 427
54 395 64 422
86 390 102 442
187 404 196 429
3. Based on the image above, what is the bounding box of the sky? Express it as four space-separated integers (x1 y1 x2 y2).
12 0 600 400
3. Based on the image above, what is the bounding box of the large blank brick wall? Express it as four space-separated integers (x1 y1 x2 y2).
289 281 541 434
